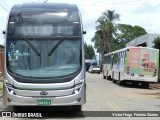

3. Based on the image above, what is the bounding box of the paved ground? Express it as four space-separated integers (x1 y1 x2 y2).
84 73 160 111
150 83 160 89
0 73 160 120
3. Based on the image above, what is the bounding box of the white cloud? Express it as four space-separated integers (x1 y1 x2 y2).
134 2 160 14
0 0 160 47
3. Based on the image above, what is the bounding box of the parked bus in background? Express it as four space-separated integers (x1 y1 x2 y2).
103 52 114 79
103 47 159 88
3 3 86 111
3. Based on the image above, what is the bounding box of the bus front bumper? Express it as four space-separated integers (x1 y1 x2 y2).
124 74 158 83
3 85 86 106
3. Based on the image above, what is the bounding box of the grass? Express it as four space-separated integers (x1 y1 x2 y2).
0 74 3 93
0 83 3 93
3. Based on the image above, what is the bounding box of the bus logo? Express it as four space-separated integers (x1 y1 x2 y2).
40 90 48 95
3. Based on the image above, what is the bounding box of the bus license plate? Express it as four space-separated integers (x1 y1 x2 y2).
37 99 52 105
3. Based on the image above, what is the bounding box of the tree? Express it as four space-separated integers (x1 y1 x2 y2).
91 30 101 49
115 24 147 49
95 10 120 53
153 37 160 49
92 10 120 71
92 10 120 57
84 42 95 59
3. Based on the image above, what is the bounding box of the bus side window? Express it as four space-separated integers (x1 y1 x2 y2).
124 51 126 62
122 51 124 63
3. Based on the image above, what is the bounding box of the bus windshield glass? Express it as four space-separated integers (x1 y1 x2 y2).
7 9 82 79
7 38 81 78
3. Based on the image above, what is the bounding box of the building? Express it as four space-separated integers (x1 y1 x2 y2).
126 34 160 47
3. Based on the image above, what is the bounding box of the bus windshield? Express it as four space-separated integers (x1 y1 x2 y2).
7 38 81 78
6 4 82 82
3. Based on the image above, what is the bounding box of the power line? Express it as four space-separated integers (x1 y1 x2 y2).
0 0 23 13
14 0 24 4
2 0 11 9
79 0 143 6
11 0 15 4
0 2 8 12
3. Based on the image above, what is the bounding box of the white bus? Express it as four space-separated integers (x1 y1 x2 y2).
103 52 114 79
103 47 159 88
3 3 86 111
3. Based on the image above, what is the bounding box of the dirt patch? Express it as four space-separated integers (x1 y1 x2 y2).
139 92 160 96
136 92 160 99
150 83 160 89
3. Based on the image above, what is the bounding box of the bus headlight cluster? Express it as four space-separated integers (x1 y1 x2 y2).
73 79 84 94
6 83 16 95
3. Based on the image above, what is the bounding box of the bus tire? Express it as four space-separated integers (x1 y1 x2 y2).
13 106 22 111
73 105 81 112
132 81 139 87
141 82 149 88
119 81 125 86
113 80 116 83
107 76 111 80
102 71 106 79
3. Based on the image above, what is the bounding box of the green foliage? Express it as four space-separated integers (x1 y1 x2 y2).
93 10 120 54
115 24 147 49
153 37 160 49
133 25 147 37
92 8 147 53
91 31 101 49
0 83 3 92
84 42 95 59
92 9 147 63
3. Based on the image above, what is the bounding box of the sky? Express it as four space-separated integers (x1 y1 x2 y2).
0 0 160 48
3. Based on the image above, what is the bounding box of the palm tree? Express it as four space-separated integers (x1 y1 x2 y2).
96 10 120 53
93 10 119 71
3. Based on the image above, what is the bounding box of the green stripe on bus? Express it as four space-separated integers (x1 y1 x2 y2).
14 86 74 91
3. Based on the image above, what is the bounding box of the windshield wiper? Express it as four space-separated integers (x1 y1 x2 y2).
48 37 64 56
24 37 41 56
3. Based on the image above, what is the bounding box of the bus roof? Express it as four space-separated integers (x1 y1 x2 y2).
9 3 81 29
11 3 78 11
105 46 159 55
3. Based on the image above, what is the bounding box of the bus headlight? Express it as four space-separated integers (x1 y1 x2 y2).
74 89 79 94
6 83 16 95
73 79 84 94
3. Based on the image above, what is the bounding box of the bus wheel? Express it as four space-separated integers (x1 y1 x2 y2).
113 79 116 83
73 105 81 112
13 106 22 111
119 81 126 86
141 82 149 88
131 81 139 87
107 76 111 80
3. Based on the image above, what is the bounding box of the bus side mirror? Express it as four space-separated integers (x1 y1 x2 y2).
2 31 5 34
83 31 86 35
